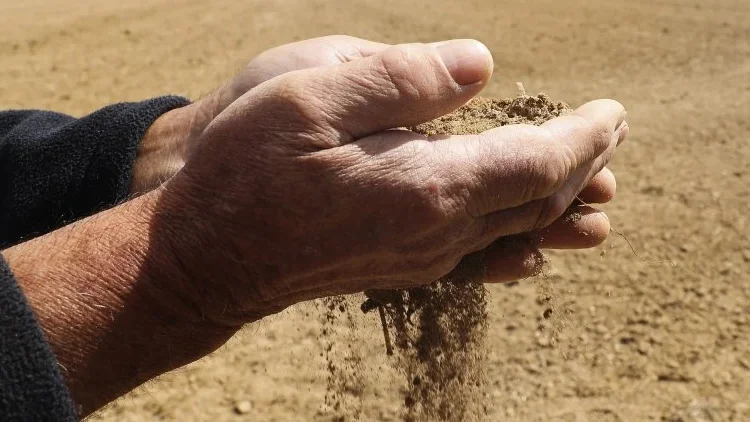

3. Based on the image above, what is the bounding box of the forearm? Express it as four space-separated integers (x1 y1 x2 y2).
2 188 238 416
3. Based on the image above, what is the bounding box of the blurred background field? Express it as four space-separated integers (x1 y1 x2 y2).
1 0 749 420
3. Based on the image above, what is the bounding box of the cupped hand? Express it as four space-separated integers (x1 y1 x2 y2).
159 39 628 324
137 35 621 262
215 36 624 266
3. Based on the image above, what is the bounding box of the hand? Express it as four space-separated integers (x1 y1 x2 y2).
484 166 620 282
131 35 622 269
160 39 628 324
4 38 627 415
130 36 390 194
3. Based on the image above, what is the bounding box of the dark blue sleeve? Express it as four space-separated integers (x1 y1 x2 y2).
0 96 190 420
0 96 190 247
0 255 78 421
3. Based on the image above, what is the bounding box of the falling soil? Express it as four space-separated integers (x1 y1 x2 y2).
332 93 571 422
319 296 365 421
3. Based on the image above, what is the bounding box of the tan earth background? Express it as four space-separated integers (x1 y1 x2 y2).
2 0 749 421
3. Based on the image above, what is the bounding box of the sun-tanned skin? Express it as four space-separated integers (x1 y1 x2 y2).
2 36 627 416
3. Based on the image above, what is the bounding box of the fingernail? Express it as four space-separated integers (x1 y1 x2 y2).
616 110 627 130
436 39 493 85
617 121 629 145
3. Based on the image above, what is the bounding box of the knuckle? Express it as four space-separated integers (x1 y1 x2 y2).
266 77 340 148
271 79 320 122
432 143 477 217
405 176 454 227
273 78 309 107
321 35 368 60
394 144 461 227
298 148 353 176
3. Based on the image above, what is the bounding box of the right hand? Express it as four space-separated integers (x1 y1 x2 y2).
157 39 627 325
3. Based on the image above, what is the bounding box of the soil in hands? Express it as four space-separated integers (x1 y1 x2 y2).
359 94 572 422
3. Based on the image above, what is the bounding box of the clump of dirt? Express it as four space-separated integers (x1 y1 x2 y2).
358 93 571 422
413 93 569 135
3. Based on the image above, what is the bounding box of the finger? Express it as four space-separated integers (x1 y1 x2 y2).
227 37 392 114
534 118 626 220
351 105 624 254
552 119 628 206
483 239 546 283
427 100 625 222
259 35 390 70
248 39 493 148
312 35 390 61
478 142 614 239
577 167 616 204
541 99 626 152
535 206 610 249
258 36 486 88
465 126 623 245
529 100 625 206
478 207 610 283
290 36 467 69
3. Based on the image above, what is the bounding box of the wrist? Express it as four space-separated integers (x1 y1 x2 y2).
156 172 290 324
4 188 238 415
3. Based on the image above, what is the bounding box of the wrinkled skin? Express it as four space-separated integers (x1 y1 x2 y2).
160 38 628 323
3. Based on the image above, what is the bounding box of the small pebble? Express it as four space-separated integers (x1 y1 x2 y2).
234 400 252 415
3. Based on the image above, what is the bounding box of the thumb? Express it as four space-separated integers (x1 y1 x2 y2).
245 39 493 148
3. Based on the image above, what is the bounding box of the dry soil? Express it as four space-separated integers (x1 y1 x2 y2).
1 0 749 421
